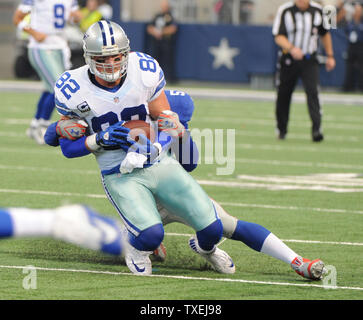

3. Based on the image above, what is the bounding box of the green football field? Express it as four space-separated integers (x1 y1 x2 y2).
0 88 362 301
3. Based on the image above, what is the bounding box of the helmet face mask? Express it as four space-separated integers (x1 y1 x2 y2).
83 21 130 82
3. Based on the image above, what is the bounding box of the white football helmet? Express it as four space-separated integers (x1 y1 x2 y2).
83 20 130 82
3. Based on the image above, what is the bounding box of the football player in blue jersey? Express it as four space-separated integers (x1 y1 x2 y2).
45 89 326 280
0 204 124 256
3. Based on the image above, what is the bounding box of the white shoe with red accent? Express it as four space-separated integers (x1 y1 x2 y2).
189 236 235 274
291 256 325 280
152 243 167 262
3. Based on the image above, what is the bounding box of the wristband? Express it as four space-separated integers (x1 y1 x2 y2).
85 134 101 152
153 142 162 155
17 19 30 32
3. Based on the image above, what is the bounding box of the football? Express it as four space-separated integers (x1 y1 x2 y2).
123 120 155 143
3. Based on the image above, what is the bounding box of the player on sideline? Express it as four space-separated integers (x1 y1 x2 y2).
0 204 124 256
45 89 325 281
46 20 235 276
13 0 81 144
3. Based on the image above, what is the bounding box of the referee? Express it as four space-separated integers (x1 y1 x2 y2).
272 0 336 142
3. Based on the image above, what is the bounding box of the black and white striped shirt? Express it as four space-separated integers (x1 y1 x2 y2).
272 1 329 55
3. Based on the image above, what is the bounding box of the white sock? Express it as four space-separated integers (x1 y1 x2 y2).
30 118 39 128
260 233 298 265
8 208 55 238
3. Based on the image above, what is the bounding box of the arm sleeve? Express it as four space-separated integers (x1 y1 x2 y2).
170 121 199 172
44 122 60 147
175 130 199 172
59 136 91 158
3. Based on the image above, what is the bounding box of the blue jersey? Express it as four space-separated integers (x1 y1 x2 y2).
165 90 195 128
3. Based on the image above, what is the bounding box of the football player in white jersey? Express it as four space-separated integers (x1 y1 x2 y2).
51 20 235 276
46 90 326 281
13 0 81 144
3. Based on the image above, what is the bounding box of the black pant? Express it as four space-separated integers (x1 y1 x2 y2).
148 37 176 82
275 54 321 136
343 42 363 92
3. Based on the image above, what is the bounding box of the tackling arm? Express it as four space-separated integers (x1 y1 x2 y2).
44 121 91 158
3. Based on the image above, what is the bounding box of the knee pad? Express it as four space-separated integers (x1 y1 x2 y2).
129 223 164 251
196 219 223 251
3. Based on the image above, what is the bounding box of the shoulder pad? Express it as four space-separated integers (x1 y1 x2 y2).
129 52 165 89
54 67 87 118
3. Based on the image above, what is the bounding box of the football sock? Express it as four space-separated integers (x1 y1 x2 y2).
39 92 55 121
231 220 271 251
0 209 14 237
260 233 298 265
34 91 49 120
2 208 55 238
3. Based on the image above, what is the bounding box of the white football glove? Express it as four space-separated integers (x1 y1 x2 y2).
157 110 185 138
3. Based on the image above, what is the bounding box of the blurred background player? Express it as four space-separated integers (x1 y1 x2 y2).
337 1 363 92
146 0 178 83
272 0 336 142
13 0 82 145
45 89 326 281
0 204 123 256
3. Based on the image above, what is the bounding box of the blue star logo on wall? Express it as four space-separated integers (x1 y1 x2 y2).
209 38 240 70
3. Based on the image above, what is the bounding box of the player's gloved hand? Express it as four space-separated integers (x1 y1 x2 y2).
95 121 131 149
157 110 185 138
128 134 162 163
119 135 162 173
56 118 88 140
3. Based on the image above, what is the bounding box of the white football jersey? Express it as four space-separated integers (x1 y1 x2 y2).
18 0 79 49
54 52 166 174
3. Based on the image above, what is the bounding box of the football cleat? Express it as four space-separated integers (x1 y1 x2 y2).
124 241 152 276
26 125 46 145
52 204 124 255
151 243 167 262
291 256 326 280
312 131 324 142
189 236 235 274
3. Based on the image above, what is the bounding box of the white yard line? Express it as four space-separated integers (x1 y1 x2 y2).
218 201 363 215
234 130 360 142
236 174 363 187
0 188 362 246
235 158 363 171
198 179 363 193
2 158 363 175
197 117 363 131
0 264 361 291
2 80 363 105
236 143 363 155
1 187 363 216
